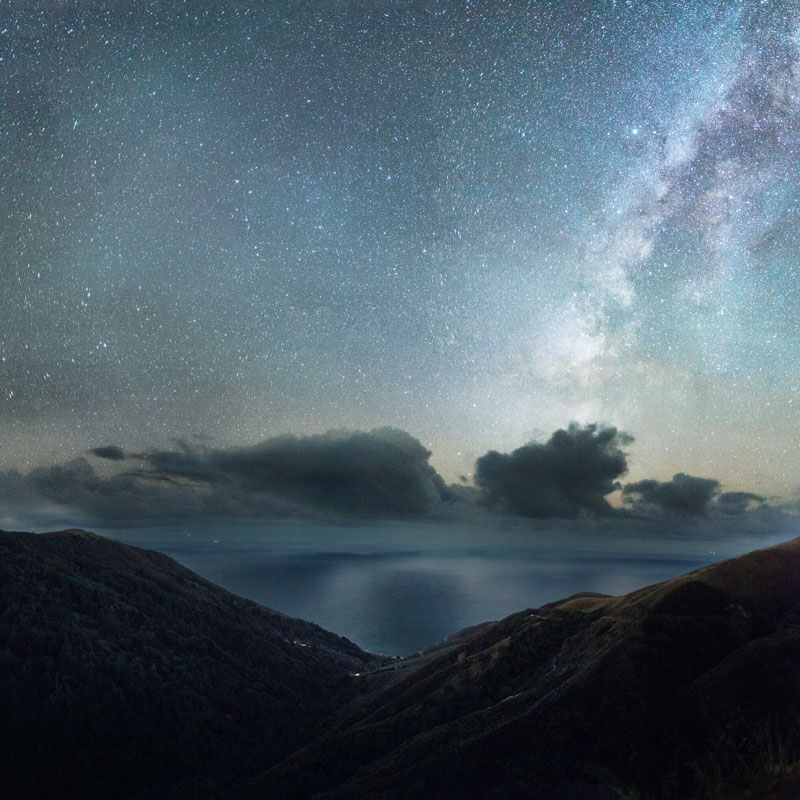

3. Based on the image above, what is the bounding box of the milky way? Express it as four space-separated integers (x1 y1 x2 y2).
2 1 800 498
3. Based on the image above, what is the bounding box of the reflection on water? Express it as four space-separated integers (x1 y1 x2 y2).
99 520 793 656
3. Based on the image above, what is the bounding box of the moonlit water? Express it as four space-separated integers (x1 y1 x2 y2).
98 521 793 656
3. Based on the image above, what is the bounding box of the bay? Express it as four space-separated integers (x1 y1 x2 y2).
98 520 792 656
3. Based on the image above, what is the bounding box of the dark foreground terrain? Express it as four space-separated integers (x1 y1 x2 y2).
2 530 799 799
0 529 383 799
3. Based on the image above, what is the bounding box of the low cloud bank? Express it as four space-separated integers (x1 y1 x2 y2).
89 445 126 461
0 429 452 523
475 424 632 518
0 423 789 530
716 491 766 515
622 475 769 519
623 473 720 517
141 428 450 517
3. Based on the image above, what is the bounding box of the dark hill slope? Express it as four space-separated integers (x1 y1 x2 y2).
248 537 800 800
0 529 383 800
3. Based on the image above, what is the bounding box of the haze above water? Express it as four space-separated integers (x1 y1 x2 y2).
100 522 793 656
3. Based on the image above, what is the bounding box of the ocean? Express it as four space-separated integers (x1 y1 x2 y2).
98 519 791 656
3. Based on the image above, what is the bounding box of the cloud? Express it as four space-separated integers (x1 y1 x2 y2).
623 473 720 517
1 428 454 523
6 457 221 522
148 427 449 517
715 491 765 516
474 423 632 518
88 445 126 461
1 424 789 533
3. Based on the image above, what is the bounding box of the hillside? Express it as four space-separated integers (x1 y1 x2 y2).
0 529 384 800
247 537 800 800
3 529 800 799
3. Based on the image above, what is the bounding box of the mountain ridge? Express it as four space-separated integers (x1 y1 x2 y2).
247 537 800 799
2 529 799 799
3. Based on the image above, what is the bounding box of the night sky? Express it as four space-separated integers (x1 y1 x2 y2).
2 0 800 517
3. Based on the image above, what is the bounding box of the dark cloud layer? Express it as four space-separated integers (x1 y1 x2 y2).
140 428 449 517
88 445 126 461
715 491 766 516
0 424 786 529
1 428 451 522
474 424 632 518
623 473 720 517
0 457 236 522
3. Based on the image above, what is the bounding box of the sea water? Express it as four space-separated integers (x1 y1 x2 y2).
97 519 794 656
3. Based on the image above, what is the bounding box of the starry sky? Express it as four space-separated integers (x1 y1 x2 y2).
2 0 800 503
